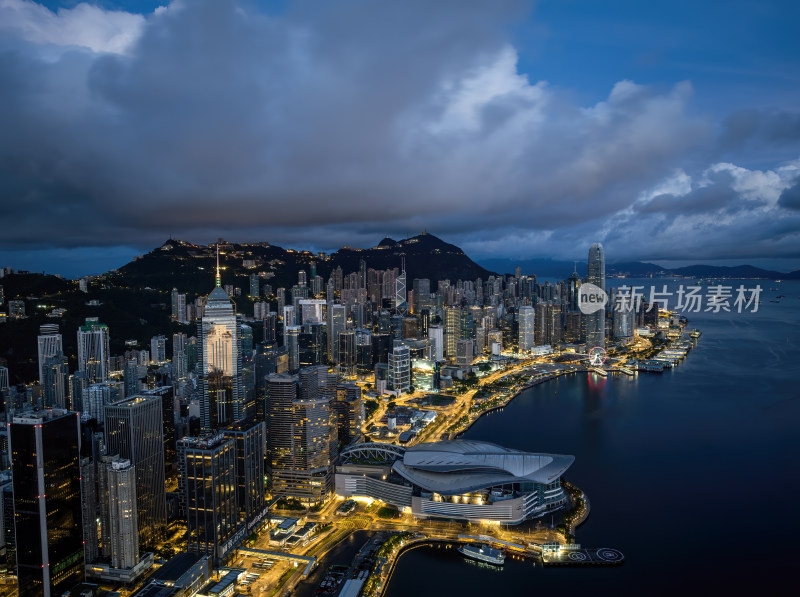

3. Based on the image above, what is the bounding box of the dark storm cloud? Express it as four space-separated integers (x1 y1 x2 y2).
0 0 798 270
778 180 800 210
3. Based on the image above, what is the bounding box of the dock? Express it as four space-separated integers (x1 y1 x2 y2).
540 543 624 566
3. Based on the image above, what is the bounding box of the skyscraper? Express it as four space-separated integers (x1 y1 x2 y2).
586 243 606 349
37 324 62 385
223 420 267 526
103 457 139 570
104 395 167 550
266 372 336 504
178 434 238 562
388 343 411 394
518 305 535 352
199 251 243 432
77 317 110 384
10 409 84 597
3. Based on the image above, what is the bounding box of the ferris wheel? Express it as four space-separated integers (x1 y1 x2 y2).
588 346 607 367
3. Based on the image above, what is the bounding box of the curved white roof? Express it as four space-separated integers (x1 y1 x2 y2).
392 439 573 495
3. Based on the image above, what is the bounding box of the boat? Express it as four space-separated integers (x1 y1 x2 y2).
458 544 505 566
690 330 701 339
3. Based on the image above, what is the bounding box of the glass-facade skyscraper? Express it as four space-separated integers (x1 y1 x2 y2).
199 282 244 432
586 242 606 349
10 409 84 597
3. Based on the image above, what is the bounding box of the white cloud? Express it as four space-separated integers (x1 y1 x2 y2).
0 0 147 54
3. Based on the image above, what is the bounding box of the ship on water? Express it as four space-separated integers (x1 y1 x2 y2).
458 544 506 566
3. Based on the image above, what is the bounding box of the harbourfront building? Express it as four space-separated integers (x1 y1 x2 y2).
335 440 573 525
586 243 606 349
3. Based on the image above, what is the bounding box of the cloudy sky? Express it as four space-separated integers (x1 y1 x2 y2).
1 0 799 277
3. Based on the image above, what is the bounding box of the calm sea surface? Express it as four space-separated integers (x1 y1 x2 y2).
386 280 800 596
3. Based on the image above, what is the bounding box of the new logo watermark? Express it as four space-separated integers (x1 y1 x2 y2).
578 283 608 315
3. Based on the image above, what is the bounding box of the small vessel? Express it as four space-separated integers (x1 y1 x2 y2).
690 330 701 339
458 544 505 566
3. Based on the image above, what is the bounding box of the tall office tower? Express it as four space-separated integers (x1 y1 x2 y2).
37 324 62 385
10 409 84 596
412 278 430 313
327 303 346 363
41 353 69 408
388 343 411 395
142 386 176 471
332 383 363 445
565 311 582 343
518 306 535 352
266 373 336 504
178 434 238 562
444 307 460 358
428 325 444 362
456 339 474 366
311 275 323 297
173 332 188 380
546 303 563 346
613 299 635 340
286 326 301 372
337 330 356 375
78 317 110 383
103 457 139 569
150 335 167 363
80 457 100 564
104 395 166 550
394 266 407 314
249 274 260 298
586 243 606 349
567 267 581 312
223 421 266 525
199 265 243 432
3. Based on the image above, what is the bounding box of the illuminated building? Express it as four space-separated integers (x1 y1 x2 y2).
104 395 167 550
77 317 110 383
37 324 62 385
518 306 535 352
266 372 337 504
336 440 573 524
586 243 606 349
10 409 84 596
199 255 244 431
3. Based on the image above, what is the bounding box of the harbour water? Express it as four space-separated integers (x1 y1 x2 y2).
386 280 800 595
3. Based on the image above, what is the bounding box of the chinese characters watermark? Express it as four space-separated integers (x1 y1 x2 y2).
612 284 762 314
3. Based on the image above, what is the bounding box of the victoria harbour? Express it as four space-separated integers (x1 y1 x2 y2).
2 2 799 596
387 281 800 596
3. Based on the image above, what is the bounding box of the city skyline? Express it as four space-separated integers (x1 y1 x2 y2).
1 0 799 275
